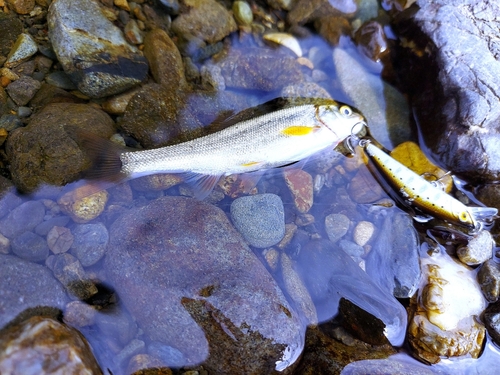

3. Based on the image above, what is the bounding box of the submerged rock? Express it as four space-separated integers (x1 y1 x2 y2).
0 316 102 374
105 196 303 373
394 0 500 182
48 0 148 98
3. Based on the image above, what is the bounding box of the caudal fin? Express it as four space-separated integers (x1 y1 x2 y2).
65 125 129 183
470 206 498 221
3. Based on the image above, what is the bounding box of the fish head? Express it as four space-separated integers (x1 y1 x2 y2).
317 103 367 141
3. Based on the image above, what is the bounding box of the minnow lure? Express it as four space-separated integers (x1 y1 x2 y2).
359 139 497 230
70 97 367 198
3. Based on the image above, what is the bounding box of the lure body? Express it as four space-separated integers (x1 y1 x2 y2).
361 140 497 229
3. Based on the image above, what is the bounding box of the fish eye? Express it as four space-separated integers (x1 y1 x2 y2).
339 105 352 116
459 211 469 222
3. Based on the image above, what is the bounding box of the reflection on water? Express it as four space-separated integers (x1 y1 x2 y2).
1 0 500 374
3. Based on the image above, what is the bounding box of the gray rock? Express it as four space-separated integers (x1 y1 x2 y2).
230 193 286 248
11 231 50 262
0 200 45 239
34 216 71 236
5 76 42 106
0 114 23 132
17 106 32 118
147 341 185 368
70 223 109 267
0 254 68 329
115 339 145 367
45 71 77 90
365 210 420 298
95 309 138 347
48 0 148 98
105 196 303 373
4 33 38 68
341 357 436 375
333 47 414 149
324 213 350 243
339 239 364 258
394 0 500 181
478 259 500 303
288 0 356 24
457 230 493 266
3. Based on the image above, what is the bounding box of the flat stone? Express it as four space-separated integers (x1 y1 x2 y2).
105 196 303 372
478 259 500 303
0 316 102 374
230 193 286 248
0 254 68 329
12 231 50 262
48 0 148 98
283 169 314 213
0 13 23 57
457 229 493 266
5 75 41 106
353 220 375 247
0 200 45 239
4 33 38 68
324 213 350 243
70 223 109 266
47 226 73 254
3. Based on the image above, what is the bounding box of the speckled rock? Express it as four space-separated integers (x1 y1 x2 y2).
12 231 50 262
0 200 45 238
105 196 303 373
58 190 109 224
171 0 237 44
0 13 23 57
457 229 493 266
70 223 108 266
130 174 184 192
5 0 35 14
48 0 148 98
283 169 314 213
324 213 350 243
230 193 286 248
478 259 500 303
5 103 115 193
47 226 73 254
0 316 102 374
63 300 97 328
353 220 375 247
5 75 41 106
4 33 38 68
288 0 357 25
0 254 68 329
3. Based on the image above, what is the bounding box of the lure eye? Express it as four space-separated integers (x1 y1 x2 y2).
458 211 470 223
339 105 352 116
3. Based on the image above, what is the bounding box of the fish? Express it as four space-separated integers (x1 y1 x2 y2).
70 97 367 199
359 139 497 230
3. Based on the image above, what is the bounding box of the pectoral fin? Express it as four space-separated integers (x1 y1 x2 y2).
182 173 222 200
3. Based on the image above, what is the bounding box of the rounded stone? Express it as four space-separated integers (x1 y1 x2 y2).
353 220 375 246
70 223 109 266
324 213 350 243
230 193 285 248
11 231 50 263
233 1 253 26
0 200 46 239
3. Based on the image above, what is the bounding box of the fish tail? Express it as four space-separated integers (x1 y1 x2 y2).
470 206 498 221
65 125 128 183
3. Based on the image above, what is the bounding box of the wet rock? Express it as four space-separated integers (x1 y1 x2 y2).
58 190 109 224
315 16 352 46
63 300 97 328
288 0 357 25
5 0 35 14
408 250 487 363
333 47 413 149
105 196 303 372
47 226 73 254
296 239 407 345
0 87 7 116
45 71 78 90
355 21 391 68
324 213 350 243
0 316 102 374
457 230 493 266
0 234 9 254
34 215 71 236
483 301 500 347
6 103 115 193
0 13 23 57
233 1 253 26
115 339 146 367
280 81 331 99
348 168 385 203
124 19 144 45
283 169 314 213
366 210 420 298
294 326 396 374
5 75 41 106
12 231 50 262
4 33 38 68
127 354 171 375
0 200 45 238
101 87 141 115
394 0 500 182
130 174 184 192
48 0 148 98
478 259 500 303
0 254 68 328
216 48 304 91
353 220 375 247
230 193 286 248
70 223 109 266
341 356 436 375
95 309 138 347
142 28 187 89
339 239 364 258
281 252 318 325
29 82 85 111
47 253 98 300
171 0 237 44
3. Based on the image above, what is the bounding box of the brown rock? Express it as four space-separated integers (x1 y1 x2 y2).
5 0 35 14
130 173 184 192
47 225 74 254
0 316 102 374
314 15 352 46
348 168 385 204
5 103 115 193
143 28 188 89
0 12 23 57
288 0 356 25
58 189 109 224
127 354 171 375
283 168 314 213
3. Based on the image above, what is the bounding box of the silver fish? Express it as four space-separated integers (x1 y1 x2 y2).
359 139 497 230
72 98 366 198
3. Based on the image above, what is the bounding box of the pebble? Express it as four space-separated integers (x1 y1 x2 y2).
457 230 493 266
324 213 350 243
127 354 170 375
46 253 98 300
11 231 50 262
63 300 97 327
115 339 146 367
283 169 314 213
230 193 285 248
124 19 143 45
233 1 253 26
262 247 280 271
34 216 71 236
0 233 10 254
353 220 375 246
47 225 74 254
114 0 130 11
17 106 31 117
4 33 38 68
0 12 23 58
478 259 500 303
130 174 184 192
95 309 138 347
339 239 364 258
5 75 41 106
0 200 45 238
58 190 109 224
101 87 140 115
0 114 23 131
0 67 20 81
147 341 185 368
70 223 109 266
45 71 77 90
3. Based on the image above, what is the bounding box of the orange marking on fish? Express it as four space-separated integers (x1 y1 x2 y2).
281 125 321 136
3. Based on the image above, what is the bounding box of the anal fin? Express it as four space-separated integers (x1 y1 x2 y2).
183 173 222 200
